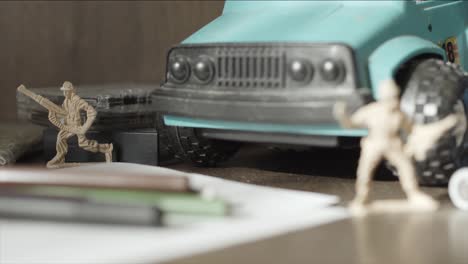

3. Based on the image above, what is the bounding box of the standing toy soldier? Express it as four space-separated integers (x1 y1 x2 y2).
18 81 113 168
334 80 457 214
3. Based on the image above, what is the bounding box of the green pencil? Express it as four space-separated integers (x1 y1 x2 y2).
8 186 228 216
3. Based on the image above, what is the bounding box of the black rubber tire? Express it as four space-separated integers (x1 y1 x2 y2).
155 113 181 164
155 113 241 167
400 58 468 185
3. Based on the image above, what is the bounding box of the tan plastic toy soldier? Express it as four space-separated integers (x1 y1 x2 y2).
17 82 113 168
334 80 457 214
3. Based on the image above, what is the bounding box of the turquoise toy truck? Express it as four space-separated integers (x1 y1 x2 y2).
153 0 468 185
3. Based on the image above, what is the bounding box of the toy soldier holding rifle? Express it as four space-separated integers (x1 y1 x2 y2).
18 81 113 168
334 80 458 214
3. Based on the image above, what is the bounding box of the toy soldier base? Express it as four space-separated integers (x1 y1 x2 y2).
334 80 458 215
18 82 113 169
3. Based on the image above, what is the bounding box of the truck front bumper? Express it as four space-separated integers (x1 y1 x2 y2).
152 87 369 138
153 86 369 125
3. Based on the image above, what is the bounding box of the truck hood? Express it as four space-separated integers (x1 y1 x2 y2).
183 2 405 51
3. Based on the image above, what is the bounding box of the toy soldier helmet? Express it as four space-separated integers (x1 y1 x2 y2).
60 81 75 91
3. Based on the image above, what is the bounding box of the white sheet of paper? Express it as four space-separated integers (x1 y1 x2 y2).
0 163 349 263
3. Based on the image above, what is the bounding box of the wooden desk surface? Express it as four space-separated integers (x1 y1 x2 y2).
14 144 468 263
166 145 468 264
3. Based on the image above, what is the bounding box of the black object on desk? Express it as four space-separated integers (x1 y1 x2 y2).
113 130 159 166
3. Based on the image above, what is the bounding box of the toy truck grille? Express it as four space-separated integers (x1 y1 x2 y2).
215 47 284 89
164 43 357 91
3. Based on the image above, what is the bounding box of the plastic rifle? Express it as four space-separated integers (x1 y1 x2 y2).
17 85 67 115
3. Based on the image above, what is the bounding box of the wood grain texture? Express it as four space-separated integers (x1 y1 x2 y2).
0 1 224 121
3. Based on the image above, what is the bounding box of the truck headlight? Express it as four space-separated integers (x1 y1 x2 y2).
169 56 190 83
320 59 345 83
289 59 313 84
194 58 214 83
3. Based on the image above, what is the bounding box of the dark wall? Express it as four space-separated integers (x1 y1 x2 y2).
0 1 224 121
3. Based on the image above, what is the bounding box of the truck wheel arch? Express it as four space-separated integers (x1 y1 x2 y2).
368 35 445 97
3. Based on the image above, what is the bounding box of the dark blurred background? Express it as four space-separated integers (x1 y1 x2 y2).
0 1 224 121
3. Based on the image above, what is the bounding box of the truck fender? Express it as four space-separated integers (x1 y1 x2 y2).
368 35 445 98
